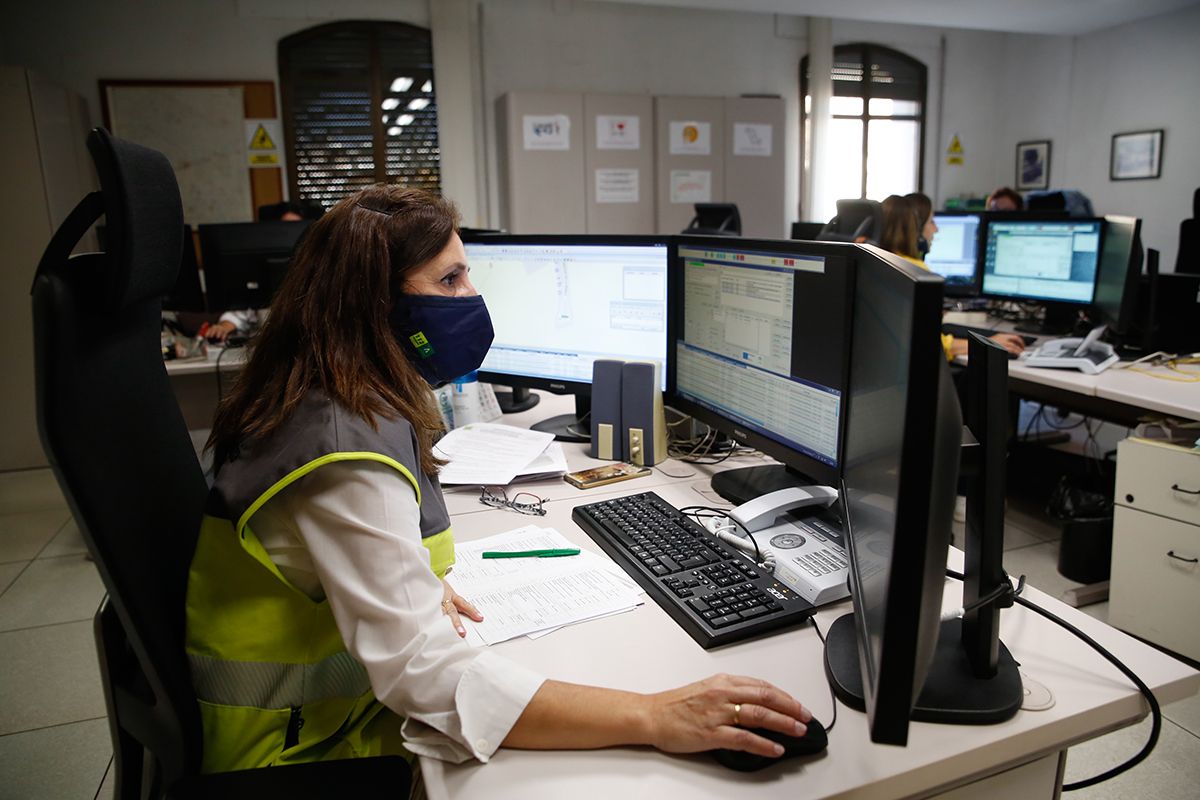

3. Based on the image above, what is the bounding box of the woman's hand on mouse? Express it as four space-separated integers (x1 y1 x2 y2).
643 673 812 757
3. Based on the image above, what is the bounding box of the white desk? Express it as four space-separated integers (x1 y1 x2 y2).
421 477 1199 800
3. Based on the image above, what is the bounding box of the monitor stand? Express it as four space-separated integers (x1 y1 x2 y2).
711 464 815 507
530 394 591 443
493 386 540 414
1014 303 1078 337
824 615 1023 726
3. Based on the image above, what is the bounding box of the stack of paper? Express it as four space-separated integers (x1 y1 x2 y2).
434 423 566 485
447 526 644 646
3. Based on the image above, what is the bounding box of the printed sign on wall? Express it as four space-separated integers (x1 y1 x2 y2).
596 115 640 150
669 121 711 155
670 170 712 204
596 168 639 203
245 118 283 167
732 123 772 157
523 114 571 150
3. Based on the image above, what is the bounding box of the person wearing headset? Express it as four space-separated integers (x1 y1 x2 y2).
881 193 1026 359
187 184 813 777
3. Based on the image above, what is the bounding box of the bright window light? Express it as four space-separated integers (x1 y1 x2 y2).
387 126 402 136
397 114 415 126
407 98 430 111
390 76 414 93
421 79 433 92
381 98 401 111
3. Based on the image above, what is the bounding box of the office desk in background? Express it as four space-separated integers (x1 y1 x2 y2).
422 460 1199 800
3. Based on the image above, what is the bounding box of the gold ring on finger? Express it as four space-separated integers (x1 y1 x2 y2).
733 703 741 726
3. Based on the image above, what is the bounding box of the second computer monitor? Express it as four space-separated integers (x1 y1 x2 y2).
668 238 853 502
924 212 982 294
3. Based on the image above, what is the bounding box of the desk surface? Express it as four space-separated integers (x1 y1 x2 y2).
945 312 1200 422
420 395 1200 800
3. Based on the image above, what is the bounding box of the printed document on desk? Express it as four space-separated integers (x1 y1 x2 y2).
434 423 556 485
451 525 643 646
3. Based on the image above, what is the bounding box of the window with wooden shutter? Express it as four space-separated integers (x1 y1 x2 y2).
279 21 441 210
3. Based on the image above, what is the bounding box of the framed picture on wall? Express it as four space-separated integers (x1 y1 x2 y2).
1110 129 1164 180
1015 140 1051 191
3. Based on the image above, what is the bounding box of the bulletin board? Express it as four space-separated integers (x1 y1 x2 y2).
100 80 283 225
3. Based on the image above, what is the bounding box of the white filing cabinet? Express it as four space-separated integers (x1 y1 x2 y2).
1110 437 1200 660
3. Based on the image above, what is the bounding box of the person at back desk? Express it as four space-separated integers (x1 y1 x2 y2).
189 184 813 777
882 193 1026 359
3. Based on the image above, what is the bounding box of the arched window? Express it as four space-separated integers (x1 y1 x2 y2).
801 43 927 221
279 21 441 210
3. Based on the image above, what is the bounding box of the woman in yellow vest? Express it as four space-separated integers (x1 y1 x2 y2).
879 193 1026 360
186 184 813 776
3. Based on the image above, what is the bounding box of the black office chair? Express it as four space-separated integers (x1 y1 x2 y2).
31 128 410 800
682 203 741 236
790 221 825 241
1176 187 1199 274
816 198 882 243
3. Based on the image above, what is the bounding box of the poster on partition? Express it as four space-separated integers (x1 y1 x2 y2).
669 170 711 204
596 115 640 150
523 114 571 150
732 123 772 157
596 168 639 203
669 121 711 155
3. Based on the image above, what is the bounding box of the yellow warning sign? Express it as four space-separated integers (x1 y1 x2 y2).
249 153 280 166
249 124 276 150
946 133 964 165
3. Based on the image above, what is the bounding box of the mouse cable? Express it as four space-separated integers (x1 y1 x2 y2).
808 617 837 733
945 568 1161 791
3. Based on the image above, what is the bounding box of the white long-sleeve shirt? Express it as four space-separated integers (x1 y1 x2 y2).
248 459 545 763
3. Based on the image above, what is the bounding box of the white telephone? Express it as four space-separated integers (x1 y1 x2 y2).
1025 324 1119 374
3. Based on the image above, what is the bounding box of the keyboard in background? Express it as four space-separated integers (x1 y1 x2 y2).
572 491 816 649
942 323 1036 347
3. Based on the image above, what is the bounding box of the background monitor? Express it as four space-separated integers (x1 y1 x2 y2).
980 218 1104 305
1093 215 1143 338
667 238 854 504
197 221 312 312
925 212 981 295
463 235 671 440
822 246 964 745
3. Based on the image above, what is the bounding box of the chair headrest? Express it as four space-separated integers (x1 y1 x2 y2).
87 128 184 309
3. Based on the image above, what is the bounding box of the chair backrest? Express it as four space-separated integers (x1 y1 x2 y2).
1177 187 1199 274
817 198 882 243
683 202 741 236
32 128 208 785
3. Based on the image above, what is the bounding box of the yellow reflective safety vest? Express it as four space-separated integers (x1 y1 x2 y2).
185 392 454 773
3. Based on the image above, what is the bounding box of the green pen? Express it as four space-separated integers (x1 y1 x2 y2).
481 548 581 559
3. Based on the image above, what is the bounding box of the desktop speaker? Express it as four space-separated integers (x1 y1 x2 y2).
589 359 624 460
621 361 668 467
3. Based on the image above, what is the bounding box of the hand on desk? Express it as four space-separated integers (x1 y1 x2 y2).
204 320 238 342
502 673 812 760
441 578 483 638
950 332 1027 359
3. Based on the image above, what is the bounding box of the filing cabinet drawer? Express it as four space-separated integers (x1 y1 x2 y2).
1115 438 1200 527
1109 506 1200 661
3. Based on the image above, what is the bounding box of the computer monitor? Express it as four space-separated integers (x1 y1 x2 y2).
667 238 854 505
1093 215 1143 339
979 217 1105 334
462 235 671 441
197 221 312 312
924 212 981 295
161 225 206 313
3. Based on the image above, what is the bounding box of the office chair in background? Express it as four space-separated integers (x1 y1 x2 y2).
816 198 883 243
32 128 410 799
1175 187 1198 274
682 202 742 236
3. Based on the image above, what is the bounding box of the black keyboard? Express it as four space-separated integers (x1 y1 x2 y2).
942 323 1036 347
572 491 815 649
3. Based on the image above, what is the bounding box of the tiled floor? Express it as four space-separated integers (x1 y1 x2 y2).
1 468 1197 798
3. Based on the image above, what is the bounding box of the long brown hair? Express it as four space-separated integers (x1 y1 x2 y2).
207 185 460 475
879 194 919 258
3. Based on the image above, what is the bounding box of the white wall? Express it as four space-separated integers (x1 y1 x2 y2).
477 0 808 234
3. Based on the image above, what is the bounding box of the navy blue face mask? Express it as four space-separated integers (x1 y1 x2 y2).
389 294 495 388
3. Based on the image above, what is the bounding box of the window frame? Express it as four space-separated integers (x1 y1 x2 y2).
278 19 441 206
800 42 928 212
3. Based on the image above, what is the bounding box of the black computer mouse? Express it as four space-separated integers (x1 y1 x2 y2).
711 717 828 772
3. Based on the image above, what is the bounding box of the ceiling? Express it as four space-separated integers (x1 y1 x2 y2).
590 0 1200 36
